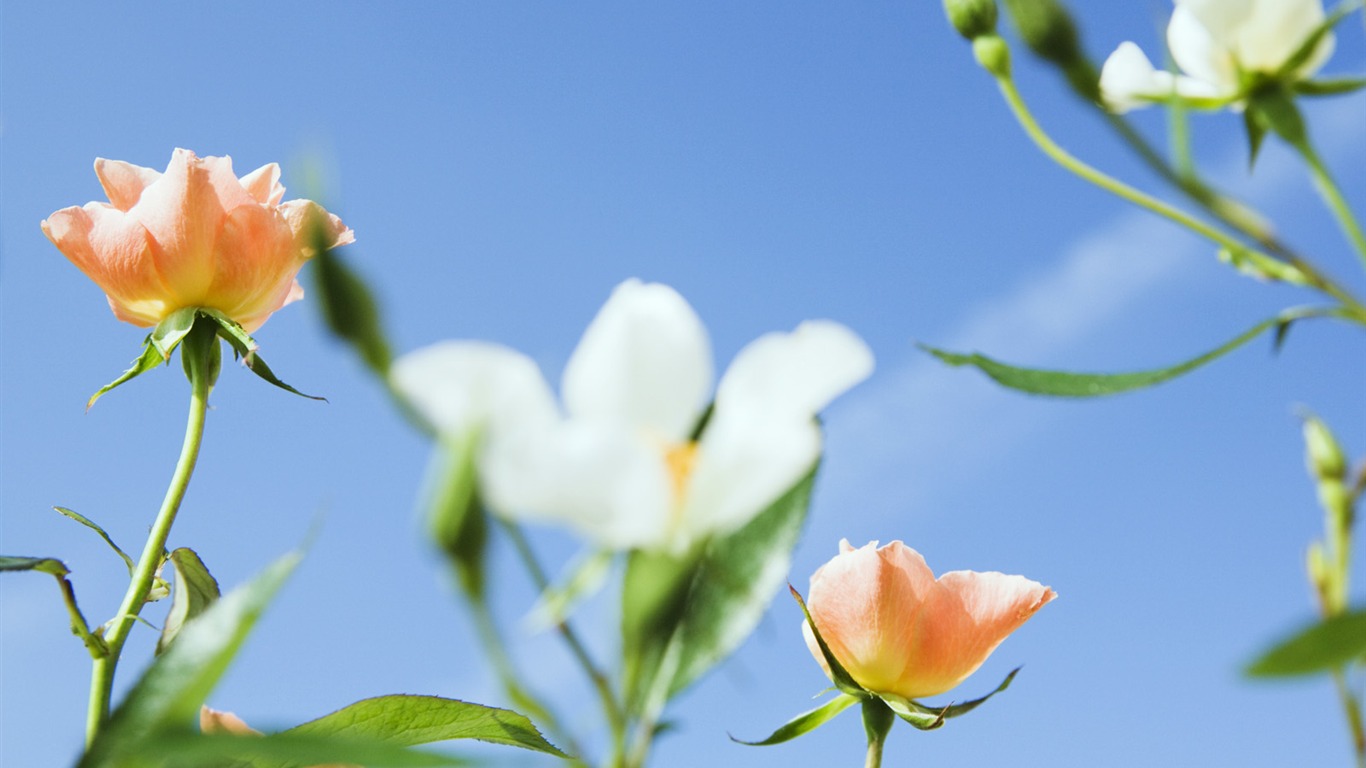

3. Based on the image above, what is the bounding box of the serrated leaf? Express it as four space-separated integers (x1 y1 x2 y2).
921 308 1328 398
1296 75 1366 96
55 506 136 575
311 237 392 377
157 549 222 655
1247 610 1366 677
286 695 568 758
82 553 301 767
88 340 166 411
107 730 470 768
731 694 859 746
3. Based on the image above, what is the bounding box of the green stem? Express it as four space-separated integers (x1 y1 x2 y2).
995 73 1259 259
1332 669 1366 767
1300 142 1366 270
499 520 628 765
84 326 215 748
55 574 106 660
862 698 894 768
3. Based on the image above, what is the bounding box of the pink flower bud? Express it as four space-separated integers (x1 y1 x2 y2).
43 149 354 333
803 540 1055 699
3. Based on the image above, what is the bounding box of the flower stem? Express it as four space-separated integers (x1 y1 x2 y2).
1299 141 1366 271
499 519 627 764
862 698 894 768
1332 669 1366 767
84 323 216 747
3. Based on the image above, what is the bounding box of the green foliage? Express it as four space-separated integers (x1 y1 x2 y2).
309 228 392 377
286 695 568 757
156 549 221 656
54 506 136 574
426 436 488 598
116 731 470 767
1248 610 1366 677
732 694 860 746
197 310 322 401
82 554 301 767
1295 76 1366 97
88 340 167 410
621 466 819 709
921 309 1326 397
0 555 69 575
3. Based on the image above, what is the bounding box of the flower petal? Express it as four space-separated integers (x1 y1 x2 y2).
1167 5 1239 91
681 406 820 541
209 203 304 324
42 203 169 326
199 706 262 736
1236 0 1331 74
715 320 872 418
804 541 936 695
1100 42 1177 112
94 158 161 212
902 570 1056 698
280 199 357 255
239 162 285 206
562 279 713 441
391 340 559 440
481 420 673 549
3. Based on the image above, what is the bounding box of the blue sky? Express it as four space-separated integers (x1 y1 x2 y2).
3 2 1364 766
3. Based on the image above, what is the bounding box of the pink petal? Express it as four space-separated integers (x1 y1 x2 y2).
280 199 355 255
42 204 170 326
199 706 261 736
239 162 285 205
207 203 302 325
94 158 162 212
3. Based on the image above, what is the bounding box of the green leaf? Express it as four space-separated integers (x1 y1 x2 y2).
0 555 70 576
427 435 488 598
1247 610 1366 677
1295 76 1366 97
82 553 301 767
789 584 865 697
55 506 136 575
198 310 325 401
310 237 392 377
920 308 1327 398
107 730 470 768
731 694 859 746
157 549 222 655
286 695 568 757
879 667 1021 729
88 339 166 410
622 466 821 707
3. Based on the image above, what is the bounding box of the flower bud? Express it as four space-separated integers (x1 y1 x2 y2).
1002 0 1083 67
1303 415 1347 482
973 34 1012 78
943 0 999 40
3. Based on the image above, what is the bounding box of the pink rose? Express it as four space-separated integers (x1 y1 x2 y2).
43 148 353 333
803 540 1055 699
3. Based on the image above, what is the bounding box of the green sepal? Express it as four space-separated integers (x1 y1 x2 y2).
310 227 392 377
920 307 1333 398
879 667 1020 730
1247 87 1310 153
285 694 569 758
87 339 166 411
156 548 222 655
113 730 472 767
81 553 301 767
54 507 136 575
731 694 860 746
527 548 614 631
621 465 820 709
427 432 488 599
197 309 324 401
1247 610 1366 677
790 584 866 697
1295 76 1366 97
1276 0 1361 79
0 555 70 576
1243 108 1269 170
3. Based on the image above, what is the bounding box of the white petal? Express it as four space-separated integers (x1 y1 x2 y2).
1175 0 1252 52
715 320 872 418
1236 0 1330 74
1100 43 1172 112
681 407 821 541
562 279 713 441
391 340 559 439
481 420 673 549
1167 6 1239 92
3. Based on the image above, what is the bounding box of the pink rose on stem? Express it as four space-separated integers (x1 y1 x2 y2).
43 148 353 333
804 539 1055 700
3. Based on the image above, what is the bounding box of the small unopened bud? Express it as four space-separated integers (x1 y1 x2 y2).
944 0 999 40
973 34 1012 78
1303 415 1347 482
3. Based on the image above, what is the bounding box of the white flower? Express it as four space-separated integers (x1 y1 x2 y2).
1100 0 1335 113
391 279 874 552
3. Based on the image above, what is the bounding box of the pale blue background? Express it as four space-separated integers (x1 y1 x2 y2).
3 2 1364 766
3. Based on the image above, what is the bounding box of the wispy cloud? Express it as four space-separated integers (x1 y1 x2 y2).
819 92 1365 521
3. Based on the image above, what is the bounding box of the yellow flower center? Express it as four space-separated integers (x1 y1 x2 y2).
664 441 700 504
